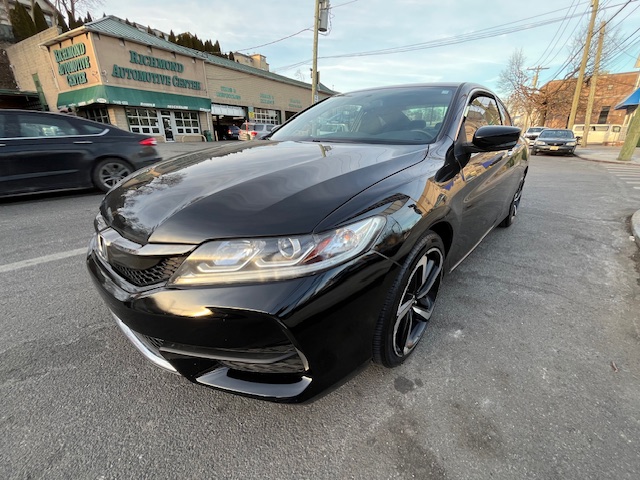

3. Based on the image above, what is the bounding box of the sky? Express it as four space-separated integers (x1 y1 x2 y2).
88 0 640 95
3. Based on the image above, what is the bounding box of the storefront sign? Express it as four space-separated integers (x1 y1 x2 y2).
110 50 202 91
216 86 241 100
289 98 302 109
260 93 275 105
53 42 90 87
129 51 184 73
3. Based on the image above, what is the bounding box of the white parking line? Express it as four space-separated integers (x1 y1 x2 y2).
0 248 86 273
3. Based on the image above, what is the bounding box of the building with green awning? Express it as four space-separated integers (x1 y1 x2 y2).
6 16 334 142
57 85 212 112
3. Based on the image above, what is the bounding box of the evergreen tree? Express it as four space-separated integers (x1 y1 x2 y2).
147 26 153 34
168 30 176 43
228 51 235 62
10 2 37 42
66 9 82 29
85 13 93 24
33 4 49 33
56 12 69 32
213 40 222 57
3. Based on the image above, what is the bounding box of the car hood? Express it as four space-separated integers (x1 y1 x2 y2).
101 141 427 245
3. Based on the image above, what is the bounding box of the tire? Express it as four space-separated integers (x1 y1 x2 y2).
373 231 445 367
92 158 133 192
531 149 538 155
498 176 525 228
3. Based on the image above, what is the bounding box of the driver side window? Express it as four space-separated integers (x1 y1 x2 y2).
463 95 502 142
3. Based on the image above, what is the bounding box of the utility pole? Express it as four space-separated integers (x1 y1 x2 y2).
527 66 549 89
526 66 549 127
567 0 599 130
311 1 330 104
581 21 606 147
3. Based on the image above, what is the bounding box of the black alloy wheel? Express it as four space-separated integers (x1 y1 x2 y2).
373 231 445 367
499 177 525 228
93 158 133 192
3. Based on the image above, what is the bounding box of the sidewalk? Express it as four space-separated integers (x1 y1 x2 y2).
572 145 640 250
573 145 640 165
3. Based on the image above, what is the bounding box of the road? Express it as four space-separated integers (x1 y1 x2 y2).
1 155 639 479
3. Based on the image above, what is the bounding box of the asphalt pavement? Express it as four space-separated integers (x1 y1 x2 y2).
572 145 640 250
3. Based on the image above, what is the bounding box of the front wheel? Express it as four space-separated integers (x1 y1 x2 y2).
499 177 525 228
92 158 133 192
373 231 445 367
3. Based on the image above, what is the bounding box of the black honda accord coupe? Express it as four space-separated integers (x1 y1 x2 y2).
87 83 528 403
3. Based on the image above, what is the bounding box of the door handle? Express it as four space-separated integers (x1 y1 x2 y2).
73 140 93 144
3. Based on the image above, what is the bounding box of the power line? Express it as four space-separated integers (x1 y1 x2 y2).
273 1 634 73
533 0 583 66
234 0 358 53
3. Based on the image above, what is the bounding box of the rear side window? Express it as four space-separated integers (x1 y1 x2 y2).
78 122 108 135
17 114 80 138
255 125 265 131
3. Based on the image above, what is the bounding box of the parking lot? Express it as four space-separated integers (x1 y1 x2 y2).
1 155 640 479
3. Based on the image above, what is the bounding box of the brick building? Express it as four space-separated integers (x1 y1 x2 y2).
539 71 638 129
6 16 334 142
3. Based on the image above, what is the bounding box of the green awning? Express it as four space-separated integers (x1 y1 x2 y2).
57 85 211 112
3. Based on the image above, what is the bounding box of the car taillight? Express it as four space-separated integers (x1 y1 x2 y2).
250 131 258 137
139 137 157 146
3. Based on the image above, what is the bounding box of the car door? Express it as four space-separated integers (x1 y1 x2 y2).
0 112 94 195
452 93 512 257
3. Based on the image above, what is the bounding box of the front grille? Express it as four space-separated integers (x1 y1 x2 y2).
220 355 305 374
112 256 186 287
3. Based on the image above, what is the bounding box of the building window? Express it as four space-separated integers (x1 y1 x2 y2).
253 108 280 124
81 107 111 124
126 108 161 134
597 106 610 124
173 111 200 134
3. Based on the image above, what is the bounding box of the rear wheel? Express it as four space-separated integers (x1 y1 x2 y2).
373 231 445 367
92 158 133 192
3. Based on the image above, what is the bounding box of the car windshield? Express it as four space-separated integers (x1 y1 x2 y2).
539 129 574 139
270 86 455 145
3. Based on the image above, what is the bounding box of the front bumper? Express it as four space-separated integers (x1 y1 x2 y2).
87 238 397 403
532 144 575 154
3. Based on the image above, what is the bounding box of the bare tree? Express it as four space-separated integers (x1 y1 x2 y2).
54 0 102 22
497 49 540 127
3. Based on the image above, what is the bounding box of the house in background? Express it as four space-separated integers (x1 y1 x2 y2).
0 0 58 42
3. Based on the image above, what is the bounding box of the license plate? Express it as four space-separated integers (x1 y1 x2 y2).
550 146 559 151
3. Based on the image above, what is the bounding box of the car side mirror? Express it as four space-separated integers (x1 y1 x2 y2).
462 125 521 153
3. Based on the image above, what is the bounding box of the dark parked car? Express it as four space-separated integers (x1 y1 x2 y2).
0 109 161 197
531 128 577 156
87 83 528 403
226 125 241 140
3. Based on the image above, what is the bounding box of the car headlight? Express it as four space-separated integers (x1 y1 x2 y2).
566 141 576 146
168 216 386 286
534 140 546 146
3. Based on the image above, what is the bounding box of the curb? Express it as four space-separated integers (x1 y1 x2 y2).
572 152 640 166
632 210 640 251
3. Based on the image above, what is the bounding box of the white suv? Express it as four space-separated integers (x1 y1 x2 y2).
524 126 546 146
239 122 277 140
